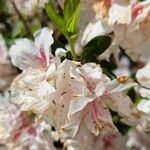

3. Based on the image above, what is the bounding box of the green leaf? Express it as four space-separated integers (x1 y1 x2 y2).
64 0 80 38
102 68 116 80
63 0 80 22
66 6 80 36
12 21 25 37
65 51 73 60
61 51 73 62
69 34 78 43
45 3 68 38
65 12 78 36
45 1 80 60
0 0 8 13
81 35 111 62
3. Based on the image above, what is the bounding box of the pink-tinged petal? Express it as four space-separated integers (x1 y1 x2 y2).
9 28 54 70
11 112 36 142
64 121 96 150
109 1 150 61
132 3 144 20
85 99 117 136
34 47 47 65
95 133 126 150
77 62 109 94
66 95 117 137
0 92 21 143
46 60 86 130
34 28 54 67
102 134 118 149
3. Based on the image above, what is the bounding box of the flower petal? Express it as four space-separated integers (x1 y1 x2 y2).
9 38 38 70
11 69 55 114
101 93 140 125
34 28 54 67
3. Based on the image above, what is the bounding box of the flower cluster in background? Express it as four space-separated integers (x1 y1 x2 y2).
0 0 150 150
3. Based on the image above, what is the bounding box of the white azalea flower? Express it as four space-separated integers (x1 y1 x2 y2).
91 0 150 61
109 0 150 61
9 37 140 150
77 0 131 61
9 28 54 70
2 0 150 149
59 62 139 143
10 28 66 115
0 92 57 150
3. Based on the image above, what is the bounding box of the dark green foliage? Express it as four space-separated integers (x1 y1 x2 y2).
81 35 111 62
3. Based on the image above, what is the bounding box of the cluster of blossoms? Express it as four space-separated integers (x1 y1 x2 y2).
0 0 150 150
81 0 150 62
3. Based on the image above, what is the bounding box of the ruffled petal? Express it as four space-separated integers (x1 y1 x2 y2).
9 38 38 70
9 28 54 70
101 93 140 125
11 69 55 114
34 28 54 67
